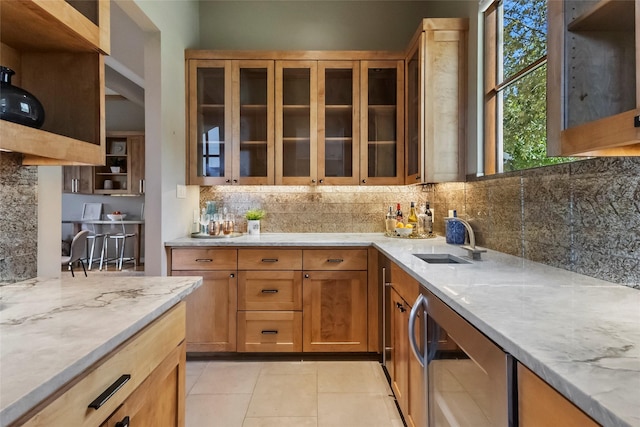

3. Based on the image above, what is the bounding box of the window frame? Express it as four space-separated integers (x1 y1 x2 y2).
482 0 548 175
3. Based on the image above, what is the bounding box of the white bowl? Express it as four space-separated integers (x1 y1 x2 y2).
107 214 127 221
395 227 412 237
110 166 121 173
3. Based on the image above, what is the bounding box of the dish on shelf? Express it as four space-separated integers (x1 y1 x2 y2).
190 232 243 239
107 214 127 221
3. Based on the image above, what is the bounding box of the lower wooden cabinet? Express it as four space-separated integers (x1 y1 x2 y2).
302 270 368 352
101 342 186 427
182 270 237 352
237 311 303 352
518 363 599 427
19 303 186 427
390 287 410 415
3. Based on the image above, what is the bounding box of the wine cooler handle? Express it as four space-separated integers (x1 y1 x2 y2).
408 294 426 368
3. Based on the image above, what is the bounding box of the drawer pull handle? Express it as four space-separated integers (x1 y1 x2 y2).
195 258 213 262
261 258 279 263
261 330 278 335
327 258 344 263
115 416 130 427
261 289 279 294
88 374 131 410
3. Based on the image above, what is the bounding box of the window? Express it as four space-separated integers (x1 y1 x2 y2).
483 0 572 174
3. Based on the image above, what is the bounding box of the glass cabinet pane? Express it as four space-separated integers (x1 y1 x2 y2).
323 67 354 178
367 67 397 178
282 68 311 177
197 67 226 179
239 68 268 177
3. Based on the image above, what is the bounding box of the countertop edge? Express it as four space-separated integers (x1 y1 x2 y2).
0 277 202 427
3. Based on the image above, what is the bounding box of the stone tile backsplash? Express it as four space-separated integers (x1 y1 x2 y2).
200 157 639 289
0 153 38 283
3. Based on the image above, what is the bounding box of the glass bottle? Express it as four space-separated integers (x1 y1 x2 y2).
395 203 403 225
385 206 396 234
407 202 418 230
424 201 433 234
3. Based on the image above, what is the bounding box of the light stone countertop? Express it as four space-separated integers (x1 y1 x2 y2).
0 275 202 427
166 233 640 426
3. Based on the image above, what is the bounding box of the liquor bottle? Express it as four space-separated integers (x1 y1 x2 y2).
407 202 418 230
424 202 433 234
385 206 396 234
395 203 403 224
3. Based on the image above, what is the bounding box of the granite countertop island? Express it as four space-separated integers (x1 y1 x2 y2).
0 275 202 427
166 233 640 427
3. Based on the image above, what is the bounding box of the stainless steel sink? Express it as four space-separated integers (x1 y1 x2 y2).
413 253 470 264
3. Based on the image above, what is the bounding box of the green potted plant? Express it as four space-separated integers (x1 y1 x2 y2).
244 208 266 235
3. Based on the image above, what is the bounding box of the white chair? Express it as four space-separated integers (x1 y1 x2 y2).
61 230 90 277
101 219 136 271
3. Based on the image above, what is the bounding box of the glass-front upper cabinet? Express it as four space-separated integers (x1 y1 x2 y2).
360 60 405 185
318 61 360 185
233 60 274 184
187 59 232 185
275 61 318 185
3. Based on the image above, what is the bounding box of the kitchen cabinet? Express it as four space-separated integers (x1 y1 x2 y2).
518 362 599 427
237 249 303 352
275 61 318 185
318 61 360 185
302 249 368 352
186 59 274 185
404 18 468 184
388 262 423 427
360 60 405 185
0 0 108 165
17 303 185 426
186 51 406 186
169 248 238 352
63 165 94 194
63 133 145 195
547 0 640 156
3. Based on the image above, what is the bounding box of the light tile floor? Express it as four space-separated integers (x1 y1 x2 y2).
186 360 404 427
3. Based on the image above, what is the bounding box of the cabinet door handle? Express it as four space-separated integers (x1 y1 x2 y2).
261 289 279 294
195 258 213 262
311 179 316 183
261 258 278 263
233 179 238 183
261 330 278 335
634 115 640 127
319 179 324 184
230 273 235 278
115 416 130 427
362 179 367 184
225 179 231 183
88 374 131 409
327 258 344 263
416 175 421 181
396 302 406 313
304 274 310 279
139 179 144 194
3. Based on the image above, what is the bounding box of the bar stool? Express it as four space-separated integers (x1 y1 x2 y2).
101 220 136 271
84 224 108 270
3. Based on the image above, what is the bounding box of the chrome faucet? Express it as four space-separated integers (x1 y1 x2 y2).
445 217 487 261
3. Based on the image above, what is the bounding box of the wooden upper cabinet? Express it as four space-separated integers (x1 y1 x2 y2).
0 0 108 165
360 60 405 185
405 18 468 184
275 61 318 185
232 60 275 185
547 0 640 156
318 61 360 185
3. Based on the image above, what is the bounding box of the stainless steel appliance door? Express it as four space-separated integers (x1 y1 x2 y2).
426 291 511 427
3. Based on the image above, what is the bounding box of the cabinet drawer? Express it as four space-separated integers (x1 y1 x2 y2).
238 249 302 270
390 262 419 304
237 311 302 352
303 249 367 271
238 271 302 311
21 303 185 427
171 248 237 270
